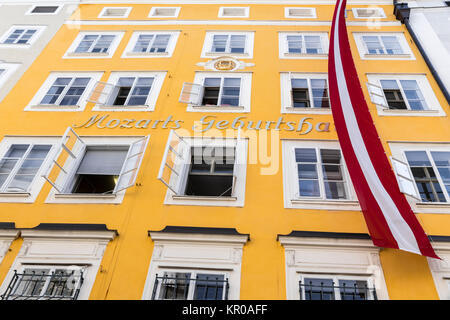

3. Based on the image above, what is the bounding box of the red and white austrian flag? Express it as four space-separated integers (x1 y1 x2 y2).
328 0 438 258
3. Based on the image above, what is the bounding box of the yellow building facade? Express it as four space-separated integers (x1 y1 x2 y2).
0 0 449 301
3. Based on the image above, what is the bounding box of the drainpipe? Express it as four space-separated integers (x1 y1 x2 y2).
393 1 450 105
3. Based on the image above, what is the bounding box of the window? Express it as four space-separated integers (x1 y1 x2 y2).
149 7 180 18
366 74 444 116
89 72 166 111
0 62 20 93
44 129 149 204
0 26 44 46
122 32 179 58
0 144 51 193
65 32 124 58
405 150 450 203
282 140 358 210
98 7 131 18
158 132 247 207
279 233 388 300
353 33 413 60
1 266 84 300
279 33 328 58
299 275 377 300
352 8 386 19
152 271 228 300
428 244 450 300
143 227 248 300
218 7 249 18
27 6 60 14
285 7 316 18
202 32 254 58
291 78 329 109
26 72 102 111
180 72 251 113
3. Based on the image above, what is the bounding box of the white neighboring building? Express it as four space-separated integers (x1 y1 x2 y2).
395 0 450 101
0 1 79 103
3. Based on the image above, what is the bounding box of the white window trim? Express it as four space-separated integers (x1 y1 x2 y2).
92 71 166 112
366 73 445 117
148 7 180 18
201 31 255 59
353 32 415 60
352 7 386 19
0 136 59 203
25 72 103 112
26 5 62 15
163 137 248 208
142 231 248 300
187 72 252 113
63 31 124 59
282 140 360 211
98 7 132 19
427 242 450 300
389 141 450 214
279 235 389 300
278 32 329 59
121 31 180 59
284 7 317 19
280 72 331 114
218 7 249 18
0 25 46 48
0 62 20 91
0 229 19 264
45 135 147 204
0 230 116 300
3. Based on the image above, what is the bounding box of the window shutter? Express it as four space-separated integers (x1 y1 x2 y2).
232 128 244 196
114 135 150 193
390 156 421 200
42 127 86 193
179 82 204 105
77 147 128 175
158 130 191 195
86 81 118 105
366 82 387 108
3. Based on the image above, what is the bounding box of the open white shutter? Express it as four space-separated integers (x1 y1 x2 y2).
179 82 204 105
366 82 388 108
158 130 191 195
114 135 150 193
86 81 118 105
42 127 86 193
391 156 421 200
231 128 244 197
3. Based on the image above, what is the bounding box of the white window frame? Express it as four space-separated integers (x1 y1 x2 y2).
428 243 450 300
0 136 59 203
25 72 103 112
0 25 46 48
0 230 116 300
279 235 389 300
0 62 20 92
353 32 415 60
282 140 360 211
280 72 331 114
352 7 386 19
98 7 132 18
160 135 248 207
366 74 445 117
142 231 248 300
26 5 62 15
45 135 149 204
91 71 166 112
389 142 450 214
278 32 329 59
148 7 180 18
185 72 252 113
122 31 180 58
218 7 249 18
201 31 255 59
284 7 317 19
64 31 124 59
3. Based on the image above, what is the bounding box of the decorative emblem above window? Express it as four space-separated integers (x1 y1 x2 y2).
197 57 254 72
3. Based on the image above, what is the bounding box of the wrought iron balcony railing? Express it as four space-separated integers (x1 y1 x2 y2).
299 279 377 300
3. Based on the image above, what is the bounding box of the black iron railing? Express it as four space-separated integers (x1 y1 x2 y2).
1 269 84 300
299 280 377 300
152 273 229 300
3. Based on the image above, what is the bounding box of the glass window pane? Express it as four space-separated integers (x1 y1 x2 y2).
194 274 225 300
204 78 221 87
380 80 399 90
299 180 320 197
291 79 308 89
302 278 335 300
4 145 29 158
405 151 431 166
295 148 317 163
338 280 369 300
158 273 190 300
298 163 318 179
